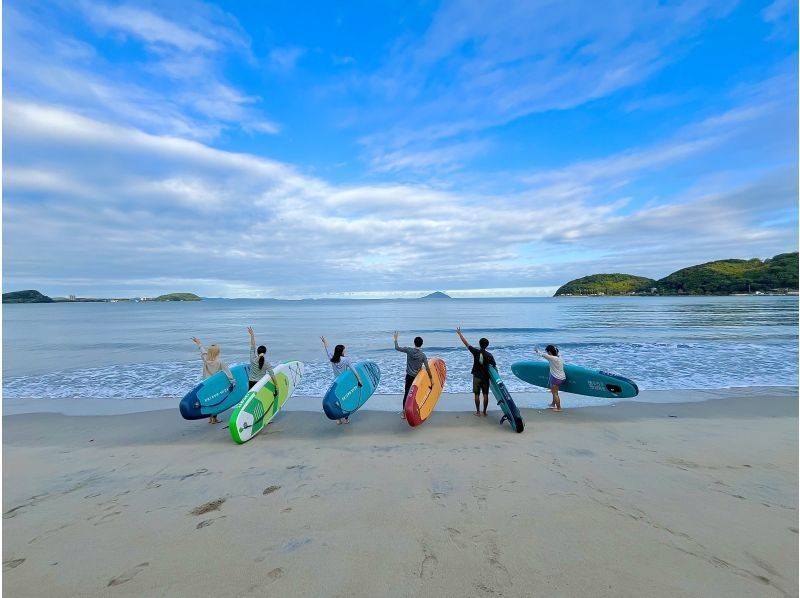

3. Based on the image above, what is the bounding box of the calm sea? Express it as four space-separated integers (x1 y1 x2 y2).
2 296 797 406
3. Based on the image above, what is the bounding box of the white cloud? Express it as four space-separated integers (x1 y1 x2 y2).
3 100 796 298
355 0 738 172
4 1 276 140
85 3 220 52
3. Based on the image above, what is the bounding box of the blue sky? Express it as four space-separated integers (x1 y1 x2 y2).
3 0 798 298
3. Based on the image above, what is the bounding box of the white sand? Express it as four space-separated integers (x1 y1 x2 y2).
3 391 797 597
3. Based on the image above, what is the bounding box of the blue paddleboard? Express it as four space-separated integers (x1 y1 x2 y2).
511 361 639 399
488 367 524 433
179 364 250 420
322 361 381 420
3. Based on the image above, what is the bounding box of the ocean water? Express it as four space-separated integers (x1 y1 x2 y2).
2 296 797 406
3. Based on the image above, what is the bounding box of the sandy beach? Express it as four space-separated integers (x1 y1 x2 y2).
3 390 797 598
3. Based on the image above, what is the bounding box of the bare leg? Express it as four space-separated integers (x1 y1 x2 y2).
474 393 481 415
482 392 489 416
551 385 562 411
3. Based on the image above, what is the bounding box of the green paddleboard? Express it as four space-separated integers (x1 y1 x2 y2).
229 361 304 444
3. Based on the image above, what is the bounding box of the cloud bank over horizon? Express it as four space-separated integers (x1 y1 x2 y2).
3 0 798 298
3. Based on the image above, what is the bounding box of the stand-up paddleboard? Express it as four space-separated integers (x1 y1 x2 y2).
404 358 447 427
229 361 304 444
511 361 639 399
322 361 381 420
179 364 250 420
488 366 524 433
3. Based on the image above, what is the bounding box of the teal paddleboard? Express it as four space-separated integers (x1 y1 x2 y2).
488 366 524 433
511 361 639 399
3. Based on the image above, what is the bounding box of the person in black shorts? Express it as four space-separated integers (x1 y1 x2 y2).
393 331 433 418
456 327 496 417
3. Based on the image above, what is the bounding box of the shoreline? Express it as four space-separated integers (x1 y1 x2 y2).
4 390 797 597
2 385 797 417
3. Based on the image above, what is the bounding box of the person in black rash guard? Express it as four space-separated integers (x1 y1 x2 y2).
455 327 496 417
393 331 433 419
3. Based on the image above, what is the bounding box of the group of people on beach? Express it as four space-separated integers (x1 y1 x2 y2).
191 328 567 424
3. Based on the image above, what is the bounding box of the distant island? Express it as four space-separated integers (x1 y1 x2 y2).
420 291 452 299
153 293 201 301
3 290 202 303
2 290 54 303
555 252 799 296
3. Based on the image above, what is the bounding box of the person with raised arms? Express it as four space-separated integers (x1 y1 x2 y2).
455 327 497 417
247 327 279 394
191 336 235 424
320 336 363 425
393 331 433 419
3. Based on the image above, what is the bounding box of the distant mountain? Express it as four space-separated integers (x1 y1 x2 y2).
153 293 202 301
555 274 656 296
2 290 54 303
420 291 452 299
555 252 799 296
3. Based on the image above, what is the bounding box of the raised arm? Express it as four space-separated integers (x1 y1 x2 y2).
321 336 333 360
393 331 408 353
535 348 557 363
247 327 256 350
192 337 207 360
455 327 470 348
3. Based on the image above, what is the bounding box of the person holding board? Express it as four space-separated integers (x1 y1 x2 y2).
393 331 433 419
320 336 363 425
535 345 566 411
191 337 235 424
247 327 279 393
455 327 497 417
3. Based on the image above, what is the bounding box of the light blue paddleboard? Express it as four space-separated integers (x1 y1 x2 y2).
511 361 639 399
179 364 250 419
322 361 381 420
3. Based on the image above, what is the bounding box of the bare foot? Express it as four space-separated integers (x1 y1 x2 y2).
474 411 481 417
336 419 342 425
482 412 487 417
343 418 350 424
401 412 406 419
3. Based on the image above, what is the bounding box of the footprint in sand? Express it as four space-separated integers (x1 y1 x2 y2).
446 527 466 549
190 498 226 516
268 568 283 580
4 558 25 572
263 485 281 495
107 562 149 587
418 542 438 579
180 469 209 481
196 515 226 530
3 494 49 519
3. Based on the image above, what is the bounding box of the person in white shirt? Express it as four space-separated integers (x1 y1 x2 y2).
535 345 566 411
320 336 363 425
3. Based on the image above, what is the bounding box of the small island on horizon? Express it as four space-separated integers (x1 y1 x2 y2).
420 291 452 299
2 291 203 304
